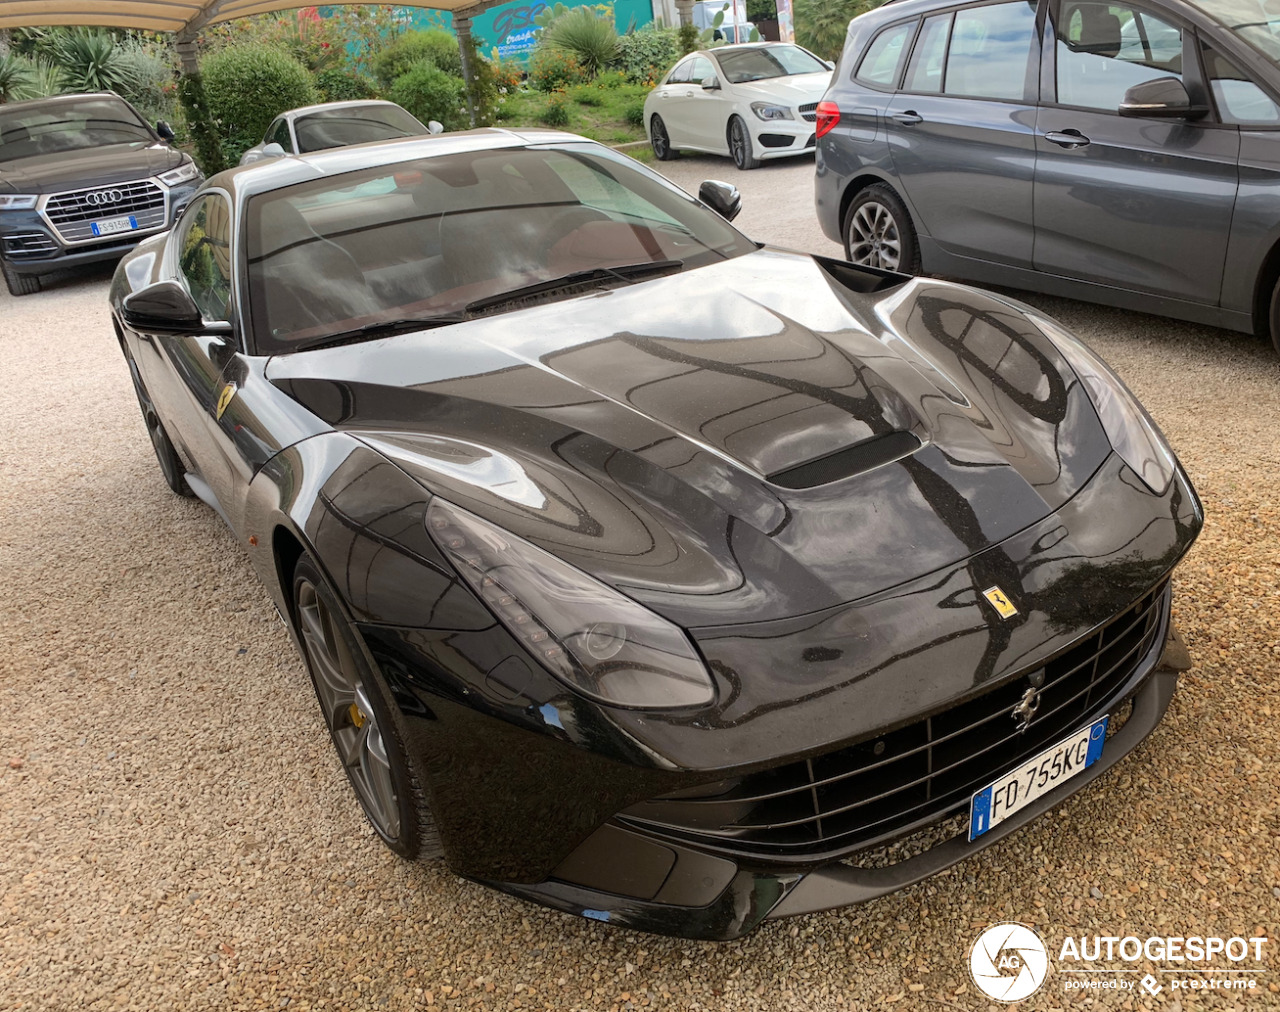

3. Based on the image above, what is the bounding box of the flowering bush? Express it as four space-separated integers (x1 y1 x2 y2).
528 47 590 93
540 91 571 127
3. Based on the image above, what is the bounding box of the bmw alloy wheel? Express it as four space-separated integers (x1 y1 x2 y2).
847 200 902 271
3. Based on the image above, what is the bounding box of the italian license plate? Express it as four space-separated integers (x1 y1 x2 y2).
968 715 1108 841
90 215 138 237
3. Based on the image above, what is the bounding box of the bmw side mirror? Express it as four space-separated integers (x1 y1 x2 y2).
699 179 741 222
1119 77 1208 119
156 120 176 143
701 75 721 91
122 280 231 337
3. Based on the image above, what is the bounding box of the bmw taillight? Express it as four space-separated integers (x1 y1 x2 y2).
815 101 840 139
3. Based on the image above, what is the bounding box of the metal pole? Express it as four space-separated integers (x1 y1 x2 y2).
455 16 477 128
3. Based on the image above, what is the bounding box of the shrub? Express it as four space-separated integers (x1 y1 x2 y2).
0 54 34 103
202 43 316 161
315 68 379 102
487 51 524 94
623 98 645 127
528 47 589 92
178 71 225 175
794 0 885 62
678 23 700 55
567 83 604 107
614 25 680 84
114 38 179 129
388 60 466 130
540 6 620 77
372 29 463 89
540 91 570 127
593 69 628 89
45 27 139 94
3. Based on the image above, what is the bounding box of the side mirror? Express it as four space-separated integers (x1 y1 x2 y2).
823 60 836 71
122 280 231 336
1119 76 1207 119
701 75 721 91
699 179 741 222
428 120 445 134
156 120 176 142
262 142 286 157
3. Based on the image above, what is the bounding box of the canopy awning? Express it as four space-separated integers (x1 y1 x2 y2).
0 0 490 36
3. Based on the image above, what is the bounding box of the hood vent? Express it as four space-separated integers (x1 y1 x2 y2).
768 431 921 489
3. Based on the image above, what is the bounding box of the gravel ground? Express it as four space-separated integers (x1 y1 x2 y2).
2 155 1278 1012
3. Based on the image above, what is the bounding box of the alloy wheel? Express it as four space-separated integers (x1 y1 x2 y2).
847 201 902 270
296 579 401 840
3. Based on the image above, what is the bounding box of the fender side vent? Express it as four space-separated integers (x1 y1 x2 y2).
768 431 921 489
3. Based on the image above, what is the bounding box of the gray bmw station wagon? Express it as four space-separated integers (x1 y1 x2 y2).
814 0 1280 356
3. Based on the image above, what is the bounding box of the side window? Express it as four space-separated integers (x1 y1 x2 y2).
856 21 915 88
905 13 952 92
1056 3 1183 110
269 118 292 151
176 195 233 322
667 59 693 84
944 1 1037 100
1203 44 1280 123
688 56 715 83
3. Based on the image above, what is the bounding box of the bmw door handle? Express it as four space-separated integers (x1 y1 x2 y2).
1044 129 1090 148
891 111 923 125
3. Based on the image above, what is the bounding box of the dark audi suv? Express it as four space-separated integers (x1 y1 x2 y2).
0 92 203 296
815 0 1280 356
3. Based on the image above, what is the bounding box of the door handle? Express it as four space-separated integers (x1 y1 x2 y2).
1044 129 1090 148
892 111 923 125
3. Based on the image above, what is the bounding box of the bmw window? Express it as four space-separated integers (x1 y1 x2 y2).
856 22 916 87
1055 3 1184 109
1202 43 1280 122
943 1 1038 100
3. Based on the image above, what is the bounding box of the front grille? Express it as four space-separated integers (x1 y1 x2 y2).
1 231 58 259
799 102 819 122
43 179 166 244
759 133 797 148
623 582 1169 860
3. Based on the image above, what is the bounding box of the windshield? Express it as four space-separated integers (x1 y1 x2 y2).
0 97 153 163
1191 0 1280 60
294 104 428 153
244 143 756 354
715 45 829 83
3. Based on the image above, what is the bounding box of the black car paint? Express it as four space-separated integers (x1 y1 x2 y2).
111 131 1201 939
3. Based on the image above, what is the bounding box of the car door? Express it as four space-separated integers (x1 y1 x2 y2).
681 56 728 150
654 57 698 147
883 0 1041 268
1032 0 1239 303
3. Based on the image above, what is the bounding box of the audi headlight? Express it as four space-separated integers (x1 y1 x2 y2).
427 500 716 710
158 160 200 186
1032 312 1176 494
0 195 38 210
750 102 793 121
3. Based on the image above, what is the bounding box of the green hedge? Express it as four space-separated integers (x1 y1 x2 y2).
202 43 316 162
615 26 681 85
387 60 466 131
372 29 464 89
315 68 379 102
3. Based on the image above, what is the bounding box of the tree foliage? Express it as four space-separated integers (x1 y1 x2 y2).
201 43 316 163
793 0 884 62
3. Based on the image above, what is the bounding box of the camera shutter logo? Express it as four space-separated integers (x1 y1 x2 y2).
969 923 1049 1002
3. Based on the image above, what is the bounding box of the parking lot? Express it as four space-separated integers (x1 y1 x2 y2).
1 154 1278 1011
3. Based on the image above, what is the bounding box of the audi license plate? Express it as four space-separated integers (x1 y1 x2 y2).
968 715 1108 841
91 215 138 237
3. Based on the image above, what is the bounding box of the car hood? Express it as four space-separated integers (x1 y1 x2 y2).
0 142 182 194
731 71 832 105
266 249 1111 627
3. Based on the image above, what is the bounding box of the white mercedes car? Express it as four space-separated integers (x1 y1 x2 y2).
643 43 833 170
239 100 438 166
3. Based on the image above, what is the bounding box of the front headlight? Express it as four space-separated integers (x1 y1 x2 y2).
0 195 38 210
158 160 201 186
427 499 716 710
1032 312 1176 494
751 102 793 121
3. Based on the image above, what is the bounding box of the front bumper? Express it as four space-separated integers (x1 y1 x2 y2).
0 178 201 276
749 116 818 160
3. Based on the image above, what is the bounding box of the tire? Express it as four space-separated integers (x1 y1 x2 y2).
2 258 41 297
292 554 442 860
128 373 195 498
843 183 921 274
728 116 759 170
650 114 677 161
1268 276 1280 357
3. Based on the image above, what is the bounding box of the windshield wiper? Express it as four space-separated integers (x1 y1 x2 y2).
465 260 684 315
290 313 468 352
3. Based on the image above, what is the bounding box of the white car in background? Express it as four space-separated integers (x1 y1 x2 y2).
239 100 440 166
644 43 833 170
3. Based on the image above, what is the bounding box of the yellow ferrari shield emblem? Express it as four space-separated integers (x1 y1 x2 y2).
215 383 236 421
982 585 1018 619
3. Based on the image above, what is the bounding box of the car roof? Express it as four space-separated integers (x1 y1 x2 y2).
213 127 595 203
0 91 130 115
283 99 411 120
